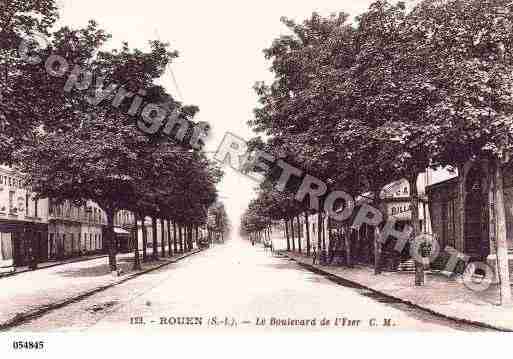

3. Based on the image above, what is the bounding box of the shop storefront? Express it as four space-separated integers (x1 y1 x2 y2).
114 227 131 253
0 220 48 268
427 160 513 271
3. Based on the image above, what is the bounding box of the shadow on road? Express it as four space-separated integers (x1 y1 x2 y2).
55 262 129 278
260 262 300 270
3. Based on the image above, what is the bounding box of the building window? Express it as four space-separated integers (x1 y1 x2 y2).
441 201 448 248
9 191 14 212
448 199 455 248
49 233 54 258
25 194 30 217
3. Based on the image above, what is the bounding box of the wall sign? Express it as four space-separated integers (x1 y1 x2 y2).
387 202 424 221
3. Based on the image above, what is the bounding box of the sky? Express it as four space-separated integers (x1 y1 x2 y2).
56 0 391 231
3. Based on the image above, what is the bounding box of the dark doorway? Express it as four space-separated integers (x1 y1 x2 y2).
464 165 490 260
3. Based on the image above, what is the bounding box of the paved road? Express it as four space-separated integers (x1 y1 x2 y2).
10 236 486 332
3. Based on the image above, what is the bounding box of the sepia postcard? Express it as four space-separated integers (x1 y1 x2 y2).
1 0 513 356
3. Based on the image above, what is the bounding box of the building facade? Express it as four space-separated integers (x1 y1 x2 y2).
47 199 106 260
113 210 136 253
0 165 137 269
0 165 49 268
427 160 513 273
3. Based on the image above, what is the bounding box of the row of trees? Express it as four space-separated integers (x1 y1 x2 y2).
1 0 224 271
242 0 513 304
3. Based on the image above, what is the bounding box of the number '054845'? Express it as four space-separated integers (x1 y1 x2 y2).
13 341 44 350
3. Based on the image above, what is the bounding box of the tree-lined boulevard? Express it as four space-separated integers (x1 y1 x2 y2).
3 0 513 335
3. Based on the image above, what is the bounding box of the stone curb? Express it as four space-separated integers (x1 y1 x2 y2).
0 248 204 331
279 251 511 332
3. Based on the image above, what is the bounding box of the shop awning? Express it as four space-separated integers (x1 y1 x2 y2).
114 227 130 235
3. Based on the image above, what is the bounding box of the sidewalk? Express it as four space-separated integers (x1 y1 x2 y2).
0 248 203 330
0 253 108 278
281 250 513 331
0 245 178 278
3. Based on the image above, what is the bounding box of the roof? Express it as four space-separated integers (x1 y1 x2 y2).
425 177 459 193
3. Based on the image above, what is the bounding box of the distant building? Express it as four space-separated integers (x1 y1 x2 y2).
114 210 136 253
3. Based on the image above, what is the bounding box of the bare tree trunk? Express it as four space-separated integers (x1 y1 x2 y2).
494 160 512 305
173 221 178 253
321 213 326 250
317 212 322 252
151 217 158 260
179 225 183 252
133 213 141 270
184 226 189 251
190 226 194 250
305 211 311 256
328 217 333 260
371 187 384 275
409 174 424 286
160 218 166 257
457 163 466 257
374 226 382 275
189 225 194 250
186 225 189 249
183 226 187 251
106 210 117 271
284 219 291 251
345 223 352 267
296 215 302 253
290 218 296 251
186 226 190 250
142 216 148 262
167 219 172 256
